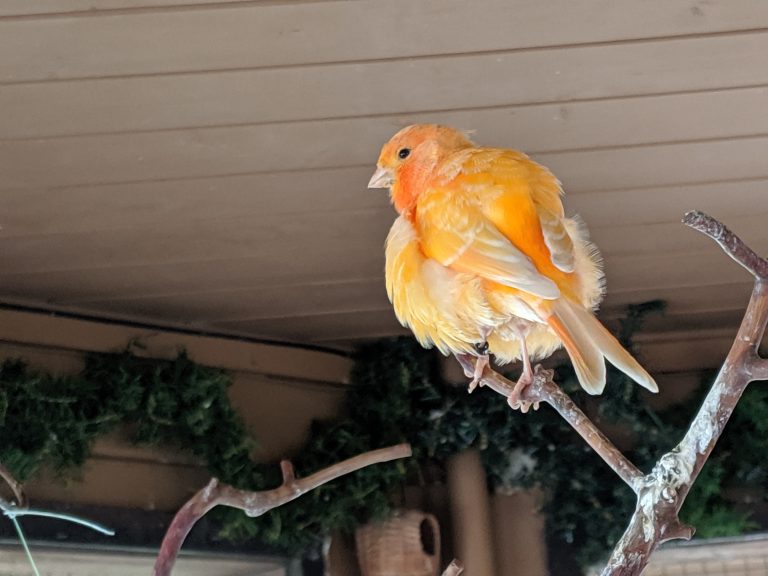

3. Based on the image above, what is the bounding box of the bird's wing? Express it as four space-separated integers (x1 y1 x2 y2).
466 148 576 277
417 155 560 300
536 205 575 273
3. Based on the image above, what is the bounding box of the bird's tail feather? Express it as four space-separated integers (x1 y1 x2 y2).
548 299 658 394
547 302 606 394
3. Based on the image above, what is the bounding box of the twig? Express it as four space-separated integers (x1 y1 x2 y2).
682 211 768 279
469 366 643 491
0 462 27 509
441 559 464 575
599 212 768 575
152 443 412 576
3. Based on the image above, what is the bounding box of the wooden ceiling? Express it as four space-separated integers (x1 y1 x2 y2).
1 0 767 360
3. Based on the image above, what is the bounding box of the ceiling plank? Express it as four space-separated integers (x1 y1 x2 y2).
1 203 765 276
2 1 767 80
0 1 260 17
1 32 766 140
0 250 760 309
72 279 389 323
3 131 768 195
64 279 754 327
3 82 768 146
0 167 389 237
2 173 766 239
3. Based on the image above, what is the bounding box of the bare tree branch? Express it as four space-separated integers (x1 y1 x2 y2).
468 366 643 491
152 443 412 576
750 357 768 381
0 462 27 509
460 212 767 575
599 215 768 575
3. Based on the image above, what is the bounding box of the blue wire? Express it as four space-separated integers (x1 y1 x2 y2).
9 516 41 576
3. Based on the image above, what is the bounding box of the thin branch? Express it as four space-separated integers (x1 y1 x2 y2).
682 211 768 280
152 443 412 576
600 213 768 575
750 356 768 381
0 463 27 509
473 366 643 491
441 559 464 576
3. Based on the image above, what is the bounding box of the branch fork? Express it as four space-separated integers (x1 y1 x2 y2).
458 211 768 575
152 443 412 576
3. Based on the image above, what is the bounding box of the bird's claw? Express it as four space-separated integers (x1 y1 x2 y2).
507 396 540 413
506 365 538 412
454 354 486 393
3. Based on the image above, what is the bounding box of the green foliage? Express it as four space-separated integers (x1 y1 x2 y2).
1 304 766 569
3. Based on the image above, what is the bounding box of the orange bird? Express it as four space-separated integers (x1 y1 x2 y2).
368 124 657 403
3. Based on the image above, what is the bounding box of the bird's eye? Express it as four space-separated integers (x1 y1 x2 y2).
398 148 411 159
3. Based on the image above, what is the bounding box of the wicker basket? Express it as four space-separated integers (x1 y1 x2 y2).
355 509 441 576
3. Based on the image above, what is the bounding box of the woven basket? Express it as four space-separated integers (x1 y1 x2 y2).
355 509 441 576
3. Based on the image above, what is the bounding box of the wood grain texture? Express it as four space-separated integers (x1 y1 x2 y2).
2 32 768 141
4 130 768 191
3 82 768 145
3 1 767 81
2 174 766 238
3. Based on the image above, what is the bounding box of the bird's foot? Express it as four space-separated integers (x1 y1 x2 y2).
507 363 540 413
457 353 490 393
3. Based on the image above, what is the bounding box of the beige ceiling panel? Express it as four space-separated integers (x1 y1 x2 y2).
0 240 386 301
71 278 389 322
589 212 768 258
4 81 768 149
212 308 404 343
3 1 766 80
0 208 390 275
4 129 768 193
0 167 387 238
0 250 751 317
566 178 768 228
539 136 768 193
2 31 767 141
70 278 755 330
3 204 764 281
0 0 248 17
602 282 755 318
2 175 764 244
606 251 760 293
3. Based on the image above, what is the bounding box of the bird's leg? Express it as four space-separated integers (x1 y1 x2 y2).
455 353 476 379
508 332 539 412
454 340 491 393
466 339 491 393
467 354 490 393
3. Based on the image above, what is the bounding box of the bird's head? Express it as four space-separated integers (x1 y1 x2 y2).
368 124 473 214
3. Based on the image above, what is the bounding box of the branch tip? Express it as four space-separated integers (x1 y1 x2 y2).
664 522 695 542
280 460 296 484
0 463 27 509
683 210 768 279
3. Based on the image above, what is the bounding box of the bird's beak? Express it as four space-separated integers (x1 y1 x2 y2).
368 166 394 189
